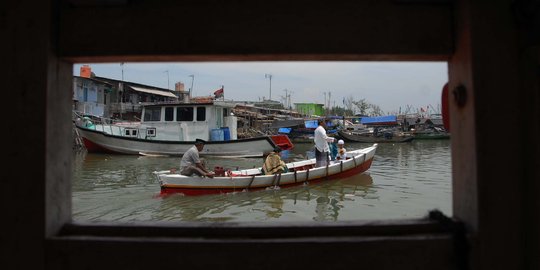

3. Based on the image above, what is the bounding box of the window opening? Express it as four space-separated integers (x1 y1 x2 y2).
177 107 194 121
124 128 138 137
196 107 206 121
164 107 174 121
72 62 450 223
146 128 156 137
144 107 161 122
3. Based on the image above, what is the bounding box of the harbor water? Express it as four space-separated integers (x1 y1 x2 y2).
72 140 452 222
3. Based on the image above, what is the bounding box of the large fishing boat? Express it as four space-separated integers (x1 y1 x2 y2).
75 101 293 157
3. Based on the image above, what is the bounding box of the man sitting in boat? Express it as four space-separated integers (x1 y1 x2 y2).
179 139 214 178
262 146 288 175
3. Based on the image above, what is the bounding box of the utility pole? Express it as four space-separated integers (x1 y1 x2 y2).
164 70 170 90
328 92 332 110
188 75 194 98
288 90 293 110
168 71 170 90
119 63 124 119
265 74 272 100
283 89 289 108
121 62 124 81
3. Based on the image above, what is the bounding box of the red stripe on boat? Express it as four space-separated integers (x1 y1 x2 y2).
82 138 120 154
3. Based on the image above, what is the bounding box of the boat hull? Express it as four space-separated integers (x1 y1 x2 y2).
77 126 281 157
157 144 377 196
338 130 414 143
413 133 450 140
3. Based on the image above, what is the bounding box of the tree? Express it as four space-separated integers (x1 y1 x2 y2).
352 98 370 116
369 104 384 116
331 106 354 116
344 95 355 114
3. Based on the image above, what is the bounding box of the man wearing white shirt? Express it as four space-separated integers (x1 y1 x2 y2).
314 119 335 167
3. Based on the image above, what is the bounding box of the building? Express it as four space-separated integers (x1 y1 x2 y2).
73 65 180 120
73 75 112 117
294 103 325 117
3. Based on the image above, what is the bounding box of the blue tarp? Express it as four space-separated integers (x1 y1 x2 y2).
304 120 318 129
361 115 397 125
305 119 336 128
278 127 292 134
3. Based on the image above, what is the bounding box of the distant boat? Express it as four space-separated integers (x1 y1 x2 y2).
276 119 338 143
75 101 293 157
155 144 378 196
338 130 414 143
412 127 450 140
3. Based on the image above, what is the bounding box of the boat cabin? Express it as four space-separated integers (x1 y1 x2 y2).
139 101 238 142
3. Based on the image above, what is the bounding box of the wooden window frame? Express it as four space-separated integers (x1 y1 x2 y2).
50 1 459 269
6 0 537 269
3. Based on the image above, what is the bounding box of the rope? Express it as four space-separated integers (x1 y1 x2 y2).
325 163 329 181
271 174 278 186
246 175 255 190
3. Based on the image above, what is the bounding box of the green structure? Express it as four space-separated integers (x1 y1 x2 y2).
294 103 325 117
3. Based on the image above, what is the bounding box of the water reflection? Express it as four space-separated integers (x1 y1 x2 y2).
154 173 373 222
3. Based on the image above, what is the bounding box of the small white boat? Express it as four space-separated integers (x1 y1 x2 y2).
75 101 293 157
155 144 377 196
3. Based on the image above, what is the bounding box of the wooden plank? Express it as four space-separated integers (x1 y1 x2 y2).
58 0 453 61
60 219 453 237
47 234 456 270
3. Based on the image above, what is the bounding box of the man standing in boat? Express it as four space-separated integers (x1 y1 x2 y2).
179 139 214 178
314 118 335 167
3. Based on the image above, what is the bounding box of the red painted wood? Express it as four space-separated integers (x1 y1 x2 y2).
270 135 294 150
82 138 118 154
441 82 450 132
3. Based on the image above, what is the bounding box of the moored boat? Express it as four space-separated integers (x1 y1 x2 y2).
276 118 338 143
338 130 414 143
411 127 450 140
75 101 293 157
155 143 377 196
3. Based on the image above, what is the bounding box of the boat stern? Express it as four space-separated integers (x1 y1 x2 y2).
270 135 294 151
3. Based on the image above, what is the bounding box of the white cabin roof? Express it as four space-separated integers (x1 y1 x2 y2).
129 86 178 98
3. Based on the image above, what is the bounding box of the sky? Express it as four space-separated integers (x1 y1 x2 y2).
73 62 448 115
